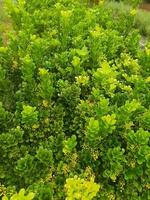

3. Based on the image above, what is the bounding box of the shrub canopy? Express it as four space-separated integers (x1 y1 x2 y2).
0 0 150 199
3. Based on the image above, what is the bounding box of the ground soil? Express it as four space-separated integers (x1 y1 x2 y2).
140 3 150 11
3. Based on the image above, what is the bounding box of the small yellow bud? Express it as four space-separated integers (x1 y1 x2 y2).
130 161 136 168
44 118 49 125
0 47 8 53
145 47 150 56
146 76 150 83
61 10 72 18
30 34 36 41
42 100 49 107
12 60 18 69
145 184 150 189
39 68 48 76
124 121 134 130
32 124 39 129
130 9 137 16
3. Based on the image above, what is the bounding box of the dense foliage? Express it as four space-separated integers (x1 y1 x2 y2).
0 0 150 199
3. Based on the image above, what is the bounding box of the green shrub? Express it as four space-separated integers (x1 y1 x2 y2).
0 0 150 199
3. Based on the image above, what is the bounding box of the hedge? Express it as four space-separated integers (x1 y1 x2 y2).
0 0 150 199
